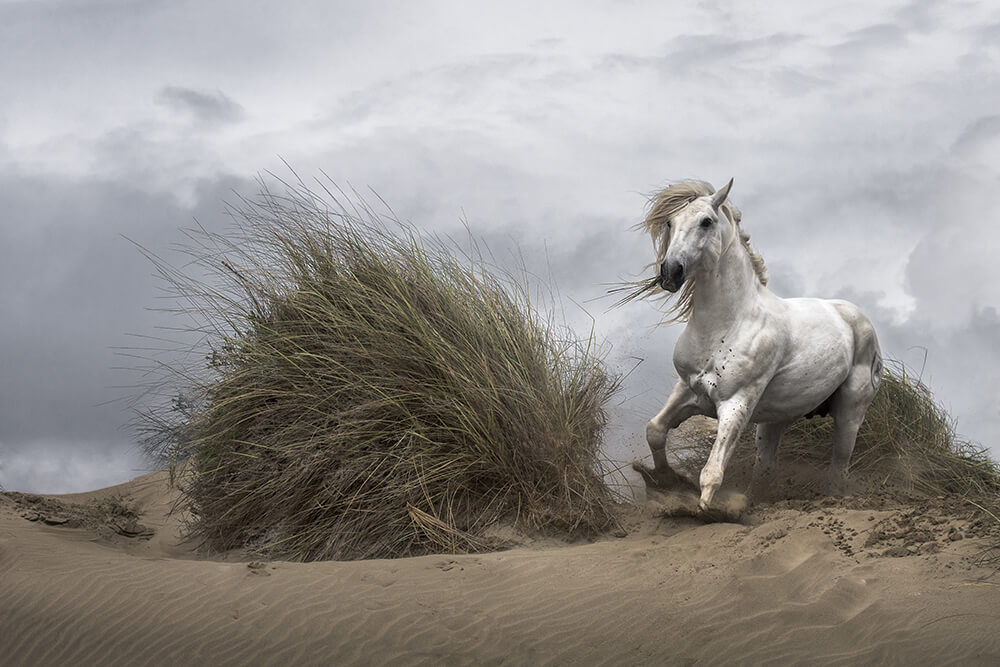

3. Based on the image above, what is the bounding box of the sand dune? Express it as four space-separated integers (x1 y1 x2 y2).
2 470 999 666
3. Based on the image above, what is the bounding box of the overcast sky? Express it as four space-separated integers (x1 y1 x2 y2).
2 0 999 493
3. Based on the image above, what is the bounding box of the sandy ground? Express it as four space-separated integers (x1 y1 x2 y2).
2 469 1000 666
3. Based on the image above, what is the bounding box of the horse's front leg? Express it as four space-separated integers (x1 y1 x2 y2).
638 381 706 492
699 393 758 511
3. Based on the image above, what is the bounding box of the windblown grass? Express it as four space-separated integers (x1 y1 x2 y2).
135 176 621 561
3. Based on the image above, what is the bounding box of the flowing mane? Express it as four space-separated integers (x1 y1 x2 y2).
640 180 768 321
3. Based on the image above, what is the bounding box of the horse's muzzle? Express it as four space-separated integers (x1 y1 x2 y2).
659 260 685 293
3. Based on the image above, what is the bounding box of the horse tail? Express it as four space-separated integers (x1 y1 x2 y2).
870 347 883 391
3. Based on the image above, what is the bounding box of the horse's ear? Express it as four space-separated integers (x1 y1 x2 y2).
711 178 734 210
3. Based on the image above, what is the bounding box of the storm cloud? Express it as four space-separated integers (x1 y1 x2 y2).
157 86 246 125
2 0 998 492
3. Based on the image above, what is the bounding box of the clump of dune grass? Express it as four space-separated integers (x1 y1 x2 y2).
135 175 621 561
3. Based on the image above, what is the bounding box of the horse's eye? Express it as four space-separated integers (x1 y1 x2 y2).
700 217 714 229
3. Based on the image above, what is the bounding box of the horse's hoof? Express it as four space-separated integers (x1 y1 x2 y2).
632 461 698 493
697 491 748 523
696 505 743 524
826 474 850 498
632 461 662 488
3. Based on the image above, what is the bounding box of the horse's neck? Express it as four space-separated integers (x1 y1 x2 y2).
689 235 761 334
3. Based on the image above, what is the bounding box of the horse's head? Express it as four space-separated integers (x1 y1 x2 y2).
655 178 733 292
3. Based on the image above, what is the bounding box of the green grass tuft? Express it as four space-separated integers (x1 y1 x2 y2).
135 176 621 561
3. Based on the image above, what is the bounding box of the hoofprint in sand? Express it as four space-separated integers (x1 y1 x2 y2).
2 469 998 666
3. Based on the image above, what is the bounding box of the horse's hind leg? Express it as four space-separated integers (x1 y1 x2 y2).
638 381 705 491
828 370 879 495
828 410 864 495
828 306 882 495
747 421 789 503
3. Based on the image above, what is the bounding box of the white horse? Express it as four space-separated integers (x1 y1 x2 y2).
635 179 882 513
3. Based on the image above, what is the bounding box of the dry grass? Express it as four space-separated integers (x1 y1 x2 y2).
135 175 621 561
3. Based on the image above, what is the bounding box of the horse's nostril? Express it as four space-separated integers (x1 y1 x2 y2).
671 263 684 285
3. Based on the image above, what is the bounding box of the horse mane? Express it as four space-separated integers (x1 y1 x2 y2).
639 180 768 322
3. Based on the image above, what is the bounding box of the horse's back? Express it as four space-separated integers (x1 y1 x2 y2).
781 296 856 358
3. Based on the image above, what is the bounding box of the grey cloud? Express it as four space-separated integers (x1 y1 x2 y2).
767 68 828 97
0 440 149 494
762 261 806 299
894 0 943 32
972 22 1000 46
952 115 1000 155
325 52 546 127
436 52 544 81
0 169 252 491
831 23 907 55
530 37 563 50
662 32 804 71
595 52 659 73
157 86 245 125
745 160 969 295
587 33 808 87
946 308 1000 443
89 116 234 196
895 308 1000 448
467 219 650 316
902 180 999 325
